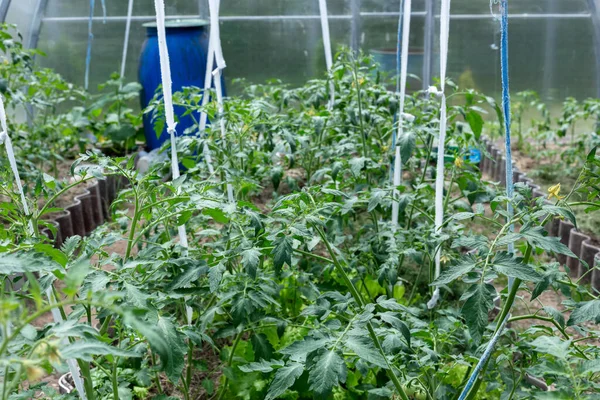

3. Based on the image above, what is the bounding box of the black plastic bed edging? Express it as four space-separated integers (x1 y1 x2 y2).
481 137 600 291
41 174 124 248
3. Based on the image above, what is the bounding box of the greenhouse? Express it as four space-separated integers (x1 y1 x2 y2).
1 0 600 399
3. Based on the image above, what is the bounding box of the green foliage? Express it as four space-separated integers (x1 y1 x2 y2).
1 44 599 400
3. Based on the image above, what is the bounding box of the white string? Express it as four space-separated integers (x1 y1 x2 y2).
428 0 452 310
198 9 216 175
0 95 87 398
153 0 192 324
391 0 412 227
208 0 235 205
120 0 134 82
318 0 335 109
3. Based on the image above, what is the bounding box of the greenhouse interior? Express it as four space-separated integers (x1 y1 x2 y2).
1 0 600 399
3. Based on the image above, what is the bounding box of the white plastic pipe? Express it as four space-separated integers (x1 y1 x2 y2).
428 0 451 310
120 0 134 81
391 0 412 227
318 0 335 109
0 96 88 399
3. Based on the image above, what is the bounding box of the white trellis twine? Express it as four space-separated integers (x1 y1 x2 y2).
119 0 134 81
0 95 88 399
152 0 192 324
428 0 452 310
208 0 235 204
391 0 412 227
318 0 335 109
198 29 216 175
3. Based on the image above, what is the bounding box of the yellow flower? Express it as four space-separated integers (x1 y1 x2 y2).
359 78 365 86
26 364 45 382
307 108 315 116
440 255 450 264
454 157 464 169
548 183 565 200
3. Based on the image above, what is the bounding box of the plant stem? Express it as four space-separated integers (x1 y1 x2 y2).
216 331 243 400
313 226 409 400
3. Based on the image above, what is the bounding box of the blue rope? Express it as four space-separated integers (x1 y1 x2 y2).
457 2 513 398
85 0 95 90
500 0 515 286
391 0 403 179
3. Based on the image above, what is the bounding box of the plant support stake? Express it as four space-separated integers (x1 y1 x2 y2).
0 96 88 399
153 0 192 324
198 4 218 175
428 0 451 310
120 0 134 81
457 2 514 398
208 0 235 204
391 0 412 227
318 0 335 109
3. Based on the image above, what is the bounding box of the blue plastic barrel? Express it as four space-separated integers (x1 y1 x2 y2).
139 19 225 150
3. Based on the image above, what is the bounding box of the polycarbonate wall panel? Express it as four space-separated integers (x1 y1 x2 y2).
4 0 600 103
5 0 38 45
36 18 352 93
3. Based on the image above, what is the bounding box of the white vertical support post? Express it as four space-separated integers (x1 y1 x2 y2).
391 0 412 227
152 0 192 322
428 0 451 310
198 12 216 175
208 0 235 204
0 96 87 399
318 0 335 109
120 0 135 81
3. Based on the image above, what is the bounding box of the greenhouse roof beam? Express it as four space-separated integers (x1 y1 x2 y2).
41 13 591 23
28 0 49 49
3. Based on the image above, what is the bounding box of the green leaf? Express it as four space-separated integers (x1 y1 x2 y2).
432 256 477 286
452 212 475 221
579 359 600 374
123 282 150 309
242 248 261 279
567 300 600 326
466 110 484 139
203 208 230 224
155 317 186 383
209 263 225 293
239 359 284 373
461 283 495 343
168 261 207 290
265 362 304 400
530 336 571 359
251 333 274 361
345 335 387 369
279 337 330 359
0 252 62 275
534 205 577 228
491 252 542 282
64 259 90 297
520 226 576 257
308 349 346 399
349 157 367 176
397 130 416 163
543 307 565 329
60 340 140 361
272 235 293 273
451 235 489 252
34 243 67 267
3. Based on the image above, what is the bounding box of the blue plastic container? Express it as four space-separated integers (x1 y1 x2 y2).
139 19 225 150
